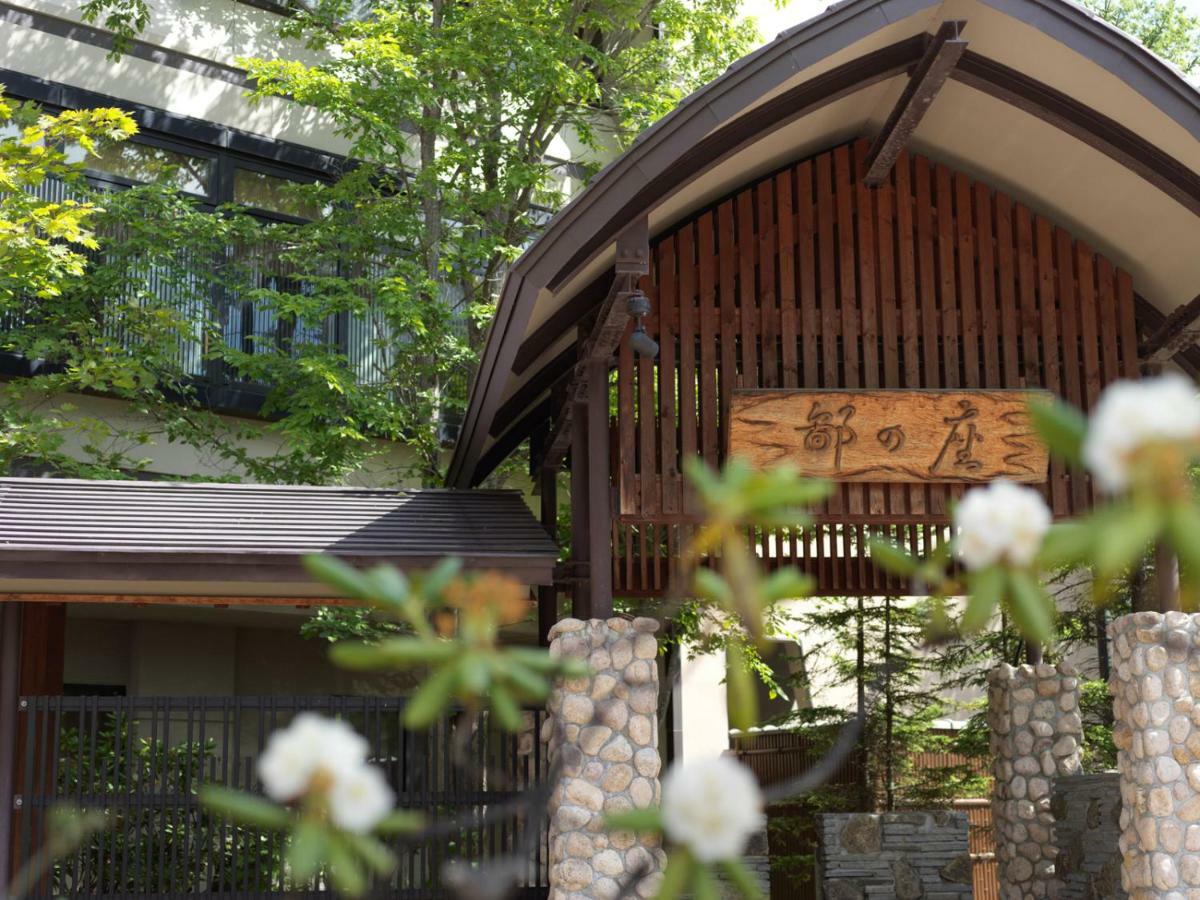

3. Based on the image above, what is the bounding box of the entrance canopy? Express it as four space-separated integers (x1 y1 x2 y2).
449 0 1200 491
0 478 558 603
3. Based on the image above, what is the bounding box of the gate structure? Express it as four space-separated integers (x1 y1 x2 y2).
13 695 549 897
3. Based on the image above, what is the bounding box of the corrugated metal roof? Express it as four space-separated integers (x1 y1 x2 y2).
0 478 558 588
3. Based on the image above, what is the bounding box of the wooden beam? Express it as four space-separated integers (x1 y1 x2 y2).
535 218 650 473
0 592 362 607
537 466 559 645
1139 293 1200 364
569 387 591 618
863 21 967 186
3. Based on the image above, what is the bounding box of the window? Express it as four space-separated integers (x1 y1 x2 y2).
65 140 214 197
233 167 323 220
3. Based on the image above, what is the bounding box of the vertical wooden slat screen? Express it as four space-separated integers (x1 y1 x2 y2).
613 139 1139 597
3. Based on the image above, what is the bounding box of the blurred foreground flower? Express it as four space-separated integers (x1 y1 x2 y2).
258 713 394 833
606 756 766 900
955 480 1050 571
1083 374 1200 494
203 714 421 897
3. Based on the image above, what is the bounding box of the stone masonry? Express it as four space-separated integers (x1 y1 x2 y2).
817 811 973 899
543 617 665 900
1051 773 1125 900
1109 611 1200 899
988 662 1083 900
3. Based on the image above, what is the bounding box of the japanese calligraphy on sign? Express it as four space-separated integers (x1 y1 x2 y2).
728 389 1051 483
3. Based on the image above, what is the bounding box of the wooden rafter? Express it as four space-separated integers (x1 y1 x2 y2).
1139 293 1200 364
863 20 968 186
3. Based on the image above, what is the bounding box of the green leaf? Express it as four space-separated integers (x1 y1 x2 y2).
403 659 463 728
1037 521 1096 570
692 568 733 606
344 832 397 876
489 683 524 732
867 538 919 576
726 643 758 732
287 820 328 883
459 654 492 695
719 860 766 900
364 565 409 603
962 565 1005 633
1006 568 1055 644
1168 502 1200 609
303 555 373 601
199 786 290 828
331 638 458 670
656 849 694 900
1095 501 1162 581
327 835 367 898
1028 397 1087 467
758 568 814 604
603 808 663 832
500 658 551 702
374 808 424 835
418 557 463 598
693 860 720 900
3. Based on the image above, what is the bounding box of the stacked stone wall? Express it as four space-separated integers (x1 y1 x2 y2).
1109 611 1200 898
817 811 973 899
543 617 665 900
988 662 1083 900
1051 773 1125 900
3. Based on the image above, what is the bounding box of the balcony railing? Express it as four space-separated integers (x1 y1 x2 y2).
14 695 549 897
1 175 475 435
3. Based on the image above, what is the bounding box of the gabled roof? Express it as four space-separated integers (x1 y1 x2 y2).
448 0 1200 488
0 478 558 594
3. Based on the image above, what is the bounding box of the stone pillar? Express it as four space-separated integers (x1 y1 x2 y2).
1109 611 1200 899
544 617 665 900
988 662 1083 900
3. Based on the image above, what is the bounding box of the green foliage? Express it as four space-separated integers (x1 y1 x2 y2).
307 555 587 730
1084 0 1200 72
299 606 407 644
0 93 135 305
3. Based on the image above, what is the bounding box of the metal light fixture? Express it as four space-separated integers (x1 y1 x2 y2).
626 289 659 358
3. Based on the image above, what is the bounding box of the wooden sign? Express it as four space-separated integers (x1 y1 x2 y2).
729 389 1051 483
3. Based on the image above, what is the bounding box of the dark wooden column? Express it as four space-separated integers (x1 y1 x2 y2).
0 601 23 887
537 466 559 645
586 357 613 618
570 389 591 618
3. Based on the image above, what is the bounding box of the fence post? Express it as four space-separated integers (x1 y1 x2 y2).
544 617 665 900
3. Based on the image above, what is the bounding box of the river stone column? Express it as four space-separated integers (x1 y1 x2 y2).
989 662 1083 900
543 617 665 900
1109 611 1200 899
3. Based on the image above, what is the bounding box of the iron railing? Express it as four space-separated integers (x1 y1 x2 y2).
14 695 549 897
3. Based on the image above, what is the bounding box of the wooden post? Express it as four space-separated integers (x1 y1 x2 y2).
0 602 22 888
570 394 591 618
586 358 613 619
538 467 559 645
1155 540 1180 613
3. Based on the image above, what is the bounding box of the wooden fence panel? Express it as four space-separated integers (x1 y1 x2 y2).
613 138 1138 597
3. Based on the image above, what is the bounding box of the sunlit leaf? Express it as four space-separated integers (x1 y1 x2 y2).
962 565 1005 633
1028 397 1087 467
199 786 290 828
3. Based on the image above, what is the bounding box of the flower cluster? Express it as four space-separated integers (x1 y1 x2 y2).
660 756 765 862
1083 374 1200 493
258 713 394 834
954 479 1051 571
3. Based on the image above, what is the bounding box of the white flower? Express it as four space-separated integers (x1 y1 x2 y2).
660 756 764 863
257 713 369 803
328 762 396 834
1083 375 1200 493
954 480 1051 570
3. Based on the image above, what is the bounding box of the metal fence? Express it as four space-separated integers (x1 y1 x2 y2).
14 696 549 898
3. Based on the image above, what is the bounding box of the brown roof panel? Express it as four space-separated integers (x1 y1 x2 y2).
0 478 558 588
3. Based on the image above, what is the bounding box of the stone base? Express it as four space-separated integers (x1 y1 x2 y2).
1109 612 1200 899
544 617 665 900
988 662 1083 900
817 811 973 899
